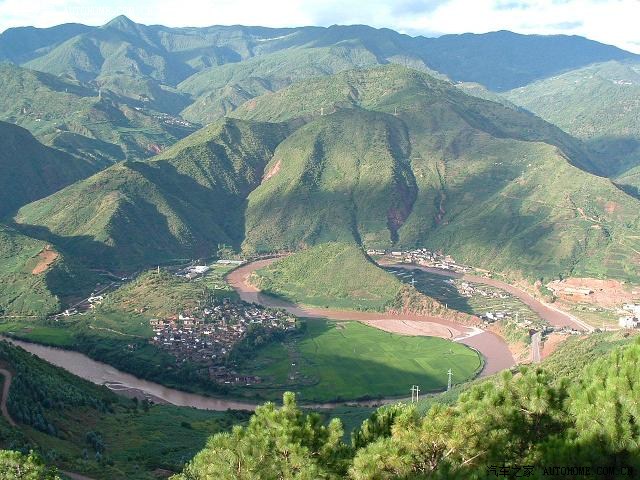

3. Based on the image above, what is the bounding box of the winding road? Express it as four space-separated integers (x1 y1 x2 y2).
227 259 516 376
0 366 96 480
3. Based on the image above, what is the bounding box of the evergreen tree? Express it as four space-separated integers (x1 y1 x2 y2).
0 450 61 479
173 393 350 480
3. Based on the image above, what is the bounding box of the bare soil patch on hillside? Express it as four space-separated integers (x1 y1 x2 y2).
263 159 282 181
31 245 59 275
541 332 567 359
547 277 640 308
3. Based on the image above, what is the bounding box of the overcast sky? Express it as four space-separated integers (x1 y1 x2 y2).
1 0 638 53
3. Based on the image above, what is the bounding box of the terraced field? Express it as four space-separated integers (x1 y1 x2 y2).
387 268 542 325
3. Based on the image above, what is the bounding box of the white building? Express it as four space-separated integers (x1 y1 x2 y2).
192 265 210 274
618 316 640 329
622 304 640 317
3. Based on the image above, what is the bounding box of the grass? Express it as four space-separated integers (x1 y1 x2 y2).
232 319 483 402
0 323 76 347
503 60 640 177
0 224 98 317
95 264 238 322
253 243 404 312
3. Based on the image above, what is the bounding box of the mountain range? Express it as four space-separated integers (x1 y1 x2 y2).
0 16 639 316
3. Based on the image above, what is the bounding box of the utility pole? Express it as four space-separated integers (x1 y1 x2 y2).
411 275 416 288
394 106 398 116
320 107 324 116
411 385 420 403
447 369 452 391
157 265 160 274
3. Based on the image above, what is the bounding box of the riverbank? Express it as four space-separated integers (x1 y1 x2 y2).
227 259 515 376
383 262 592 331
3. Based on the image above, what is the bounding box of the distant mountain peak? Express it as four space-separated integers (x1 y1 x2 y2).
103 15 138 32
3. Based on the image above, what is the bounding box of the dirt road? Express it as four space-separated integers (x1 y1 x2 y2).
227 259 516 376
0 367 16 426
531 331 542 363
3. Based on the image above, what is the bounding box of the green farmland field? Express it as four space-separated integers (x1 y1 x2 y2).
233 320 483 402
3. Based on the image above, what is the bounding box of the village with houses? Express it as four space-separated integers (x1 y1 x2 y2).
149 296 297 386
369 247 472 273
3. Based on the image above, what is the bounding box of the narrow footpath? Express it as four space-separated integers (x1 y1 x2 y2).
0 367 16 427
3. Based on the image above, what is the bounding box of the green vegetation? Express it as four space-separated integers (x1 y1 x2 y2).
95 264 238 320
9 63 640 320
0 450 61 479
234 65 640 282
396 268 545 343
233 320 482 402
504 60 640 180
0 224 98 317
414 330 638 413
0 63 193 164
0 121 98 218
0 340 249 479
504 59 640 198
15 118 288 269
253 243 406 312
175 338 640 479
404 269 539 321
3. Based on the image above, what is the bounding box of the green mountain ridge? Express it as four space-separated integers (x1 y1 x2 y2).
236 66 640 281
503 60 640 195
3 17 638 134
12 65 640 283
0 121 98 218
0 63 195 164
253 243 407 312
15 118 289 268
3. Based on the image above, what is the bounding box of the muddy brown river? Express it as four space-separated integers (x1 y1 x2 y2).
3 259 530 411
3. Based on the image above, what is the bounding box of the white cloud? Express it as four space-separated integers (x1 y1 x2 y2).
0 0 638 53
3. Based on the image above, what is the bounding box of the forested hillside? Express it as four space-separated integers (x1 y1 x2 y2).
174 338 640 479
11 65 640 282
0 63 195 164
0 341 248 478
15 119 289 268
504 60 640 195
1 16 636 128
237 66 640 282
0 121 98 218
